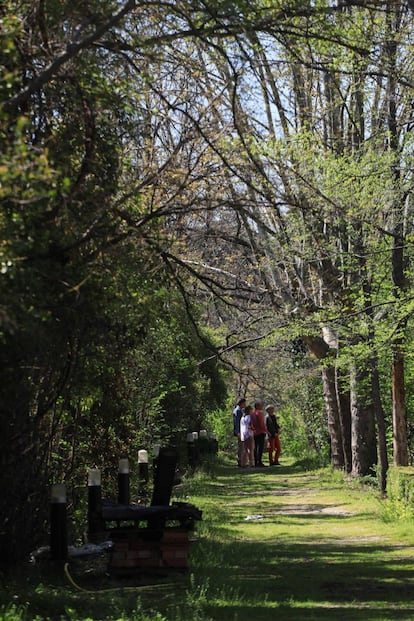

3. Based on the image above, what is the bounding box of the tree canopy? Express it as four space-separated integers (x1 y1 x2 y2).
2 0 414 565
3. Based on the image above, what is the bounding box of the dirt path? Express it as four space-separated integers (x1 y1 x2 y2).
189 462 414 621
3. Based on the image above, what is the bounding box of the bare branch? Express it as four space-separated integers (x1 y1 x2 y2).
3 0 136 113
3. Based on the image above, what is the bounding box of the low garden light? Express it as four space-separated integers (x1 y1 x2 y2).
138 449 149 484
87 468 102 538
118 457 130 504
50 483 67 562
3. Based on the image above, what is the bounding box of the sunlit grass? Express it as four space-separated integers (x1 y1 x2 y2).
2 457 414 620
175 459 414 621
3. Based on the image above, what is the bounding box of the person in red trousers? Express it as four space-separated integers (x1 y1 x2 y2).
265 404 281 466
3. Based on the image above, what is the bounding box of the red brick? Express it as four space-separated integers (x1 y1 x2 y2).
113 541 129 551
162 530 189 543
110 558 133 568
162 556 188 568
137 549 157 559
135 558 162 568
111 551 127 561
129 539 147 550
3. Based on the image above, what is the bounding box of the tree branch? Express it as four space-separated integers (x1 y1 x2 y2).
2 0 136 113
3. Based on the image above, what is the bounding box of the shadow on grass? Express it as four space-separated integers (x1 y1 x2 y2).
191 536 414 621
183 460 414 620
190 467 299 502
2 460 411 621
213 603 414 621
5 535 414 621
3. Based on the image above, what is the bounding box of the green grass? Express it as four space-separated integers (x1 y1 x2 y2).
2 457 414 620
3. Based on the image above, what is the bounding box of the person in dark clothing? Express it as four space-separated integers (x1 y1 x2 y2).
265 404 281 465
233 398 246 466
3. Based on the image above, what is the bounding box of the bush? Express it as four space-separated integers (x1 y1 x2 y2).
278 402 330 467
383 466 414 521
205 405 234 453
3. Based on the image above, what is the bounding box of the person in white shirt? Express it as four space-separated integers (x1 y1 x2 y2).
240 405 254 467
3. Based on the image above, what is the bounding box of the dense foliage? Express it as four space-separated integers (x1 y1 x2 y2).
2 0 414 566
0 0 230 566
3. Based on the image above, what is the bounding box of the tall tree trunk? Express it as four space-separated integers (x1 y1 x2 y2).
304 334 347 470
392 348 408 465
335 367 352 473
322 366 344 469
372 363 389 493
350 362 377 476
391 225 408 465
386 0 409 466
0 404 48 569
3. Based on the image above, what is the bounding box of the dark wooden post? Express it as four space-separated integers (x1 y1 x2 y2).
187 432 196 469
198 429 209 461
148 446 178 533
138 450 149 485
138 449 149 502
192 432 200 467
50 484 68 562
117 458 130 505
152 444 160 478
151 447 178 506
87 468 102 539
208 432 218 455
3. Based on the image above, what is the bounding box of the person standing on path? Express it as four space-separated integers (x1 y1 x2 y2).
251 400 267 467
233 398 246 467
240 404 255 467
265 404 281 465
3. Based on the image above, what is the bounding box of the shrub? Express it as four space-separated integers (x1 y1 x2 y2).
383 466 414 521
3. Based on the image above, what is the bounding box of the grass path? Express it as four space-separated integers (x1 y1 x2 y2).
183 460 414 621
3 459 414 621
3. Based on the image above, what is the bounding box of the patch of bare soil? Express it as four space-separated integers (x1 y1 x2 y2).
270 504 355 516
271 487 314 496
237 486 355 516
238 486 314 497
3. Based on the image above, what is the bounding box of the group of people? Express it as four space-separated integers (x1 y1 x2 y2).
233 399 281 468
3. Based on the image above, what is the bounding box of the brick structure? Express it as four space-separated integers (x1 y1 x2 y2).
100 448 201 574
108 527 191 572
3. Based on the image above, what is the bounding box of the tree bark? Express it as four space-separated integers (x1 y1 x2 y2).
304 334 348 470
350 363 377 477
335 368 352 473
392 348 408 465
322 366 344 469
372 363 389 493
385 0 409 467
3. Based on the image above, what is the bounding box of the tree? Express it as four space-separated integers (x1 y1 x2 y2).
2 0 414 566
146 1 414 481
0 0 231 565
